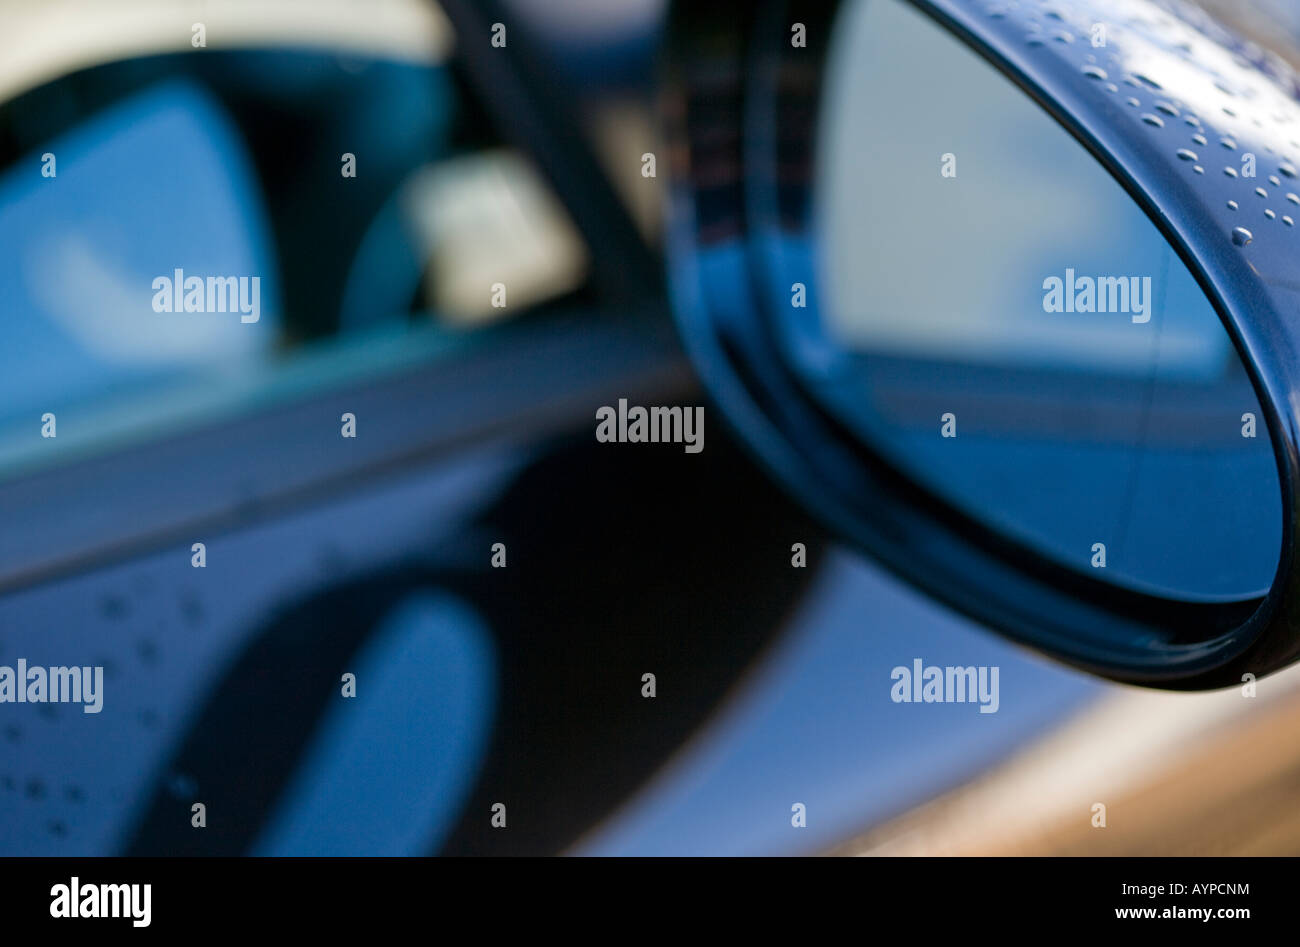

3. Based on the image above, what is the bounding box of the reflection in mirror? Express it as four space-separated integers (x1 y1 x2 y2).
806 0 1281 601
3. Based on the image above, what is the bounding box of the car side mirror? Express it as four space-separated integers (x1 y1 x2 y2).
664 0 1300 688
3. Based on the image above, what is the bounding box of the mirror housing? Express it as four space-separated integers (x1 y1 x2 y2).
663 0 1300 688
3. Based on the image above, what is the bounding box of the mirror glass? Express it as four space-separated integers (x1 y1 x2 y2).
803 0 1282 601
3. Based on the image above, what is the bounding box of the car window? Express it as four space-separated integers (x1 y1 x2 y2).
0 14 591 482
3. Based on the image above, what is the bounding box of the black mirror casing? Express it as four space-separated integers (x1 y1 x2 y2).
663 0 1300 688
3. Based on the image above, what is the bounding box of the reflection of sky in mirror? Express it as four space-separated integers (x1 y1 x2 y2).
806 0 1281 601
817 0 1229 380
